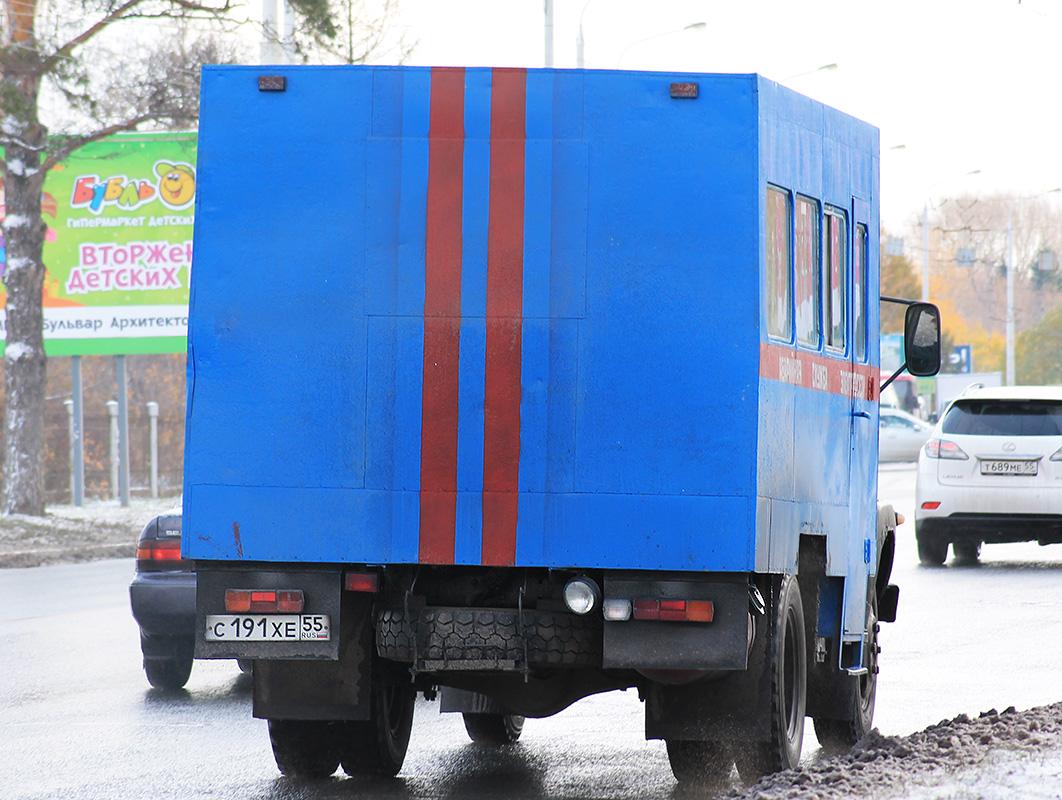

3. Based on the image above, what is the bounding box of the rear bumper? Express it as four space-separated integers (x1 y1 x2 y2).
916 514 1062 545
129 572 196 636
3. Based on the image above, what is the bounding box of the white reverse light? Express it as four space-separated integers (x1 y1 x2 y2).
563 577 601 615
602 598 632 621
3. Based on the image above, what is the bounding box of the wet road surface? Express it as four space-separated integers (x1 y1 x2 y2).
5 464 1062 798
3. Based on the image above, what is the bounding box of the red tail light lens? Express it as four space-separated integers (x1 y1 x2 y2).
135 539 190 571
344 572 379 592
630 598 714 622
225 588 304 613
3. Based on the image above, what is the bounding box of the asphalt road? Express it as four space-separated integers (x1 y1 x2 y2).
4 464 1062 799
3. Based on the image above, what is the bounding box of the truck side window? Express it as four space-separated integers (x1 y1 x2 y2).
766 186 792 340
824 210 846 352
795 196 821 348
854 224 867 362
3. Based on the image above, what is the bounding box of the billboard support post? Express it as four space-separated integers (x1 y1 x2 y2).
69 356 85 506
147 401 159 499
116 355 130 507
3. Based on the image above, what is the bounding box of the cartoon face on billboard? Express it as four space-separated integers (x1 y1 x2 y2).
155 162 196 209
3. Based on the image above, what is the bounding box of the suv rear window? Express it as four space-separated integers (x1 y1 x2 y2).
942 400 1062 436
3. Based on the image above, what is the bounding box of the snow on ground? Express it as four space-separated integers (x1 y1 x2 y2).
719 706 1062 799
0 495 179 568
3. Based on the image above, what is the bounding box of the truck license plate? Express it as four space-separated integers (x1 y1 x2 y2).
205 614 330 642
980 459 1038 476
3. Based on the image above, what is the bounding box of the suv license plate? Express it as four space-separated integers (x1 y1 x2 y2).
205 614 330 642
980 459 1038 476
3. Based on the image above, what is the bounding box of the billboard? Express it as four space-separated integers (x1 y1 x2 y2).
0 131 196 355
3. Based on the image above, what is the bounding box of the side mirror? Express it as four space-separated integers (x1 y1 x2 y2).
903 302 941 377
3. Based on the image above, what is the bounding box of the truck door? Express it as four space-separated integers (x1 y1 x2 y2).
843 205 875 652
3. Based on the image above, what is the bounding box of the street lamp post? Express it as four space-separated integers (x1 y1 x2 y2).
576 0 593 68
544 0 554 67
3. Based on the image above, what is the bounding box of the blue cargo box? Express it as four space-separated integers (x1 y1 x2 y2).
184 66 880 580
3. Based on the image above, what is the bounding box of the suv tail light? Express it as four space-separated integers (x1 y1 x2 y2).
924 438 969 460
135 538 191 571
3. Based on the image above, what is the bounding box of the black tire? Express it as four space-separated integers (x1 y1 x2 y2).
268 719 341 778
734 575 806 783
916 533 948 566
813 598 878 751
340 680 416 777
140 634 193 690
953 541 981 563
666 739 733 785
462 713 525 745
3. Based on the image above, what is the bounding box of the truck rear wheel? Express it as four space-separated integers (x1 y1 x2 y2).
268 719 341 778
340 680 415 777
666 740 733 785
462 713 525 745
734 574 806 782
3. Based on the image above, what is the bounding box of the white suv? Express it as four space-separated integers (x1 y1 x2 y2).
915 385 1062 565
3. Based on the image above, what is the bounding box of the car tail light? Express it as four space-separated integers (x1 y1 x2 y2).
135 538 190 571
924 438 969 460
921 501 942 510
225 588 304 613
1051 447 1062 462
620 598 714 622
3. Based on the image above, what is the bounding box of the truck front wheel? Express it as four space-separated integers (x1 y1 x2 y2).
734 574 806 782
813 597 878 750
340 680 415 777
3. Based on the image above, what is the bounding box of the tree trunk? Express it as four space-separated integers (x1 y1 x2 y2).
1 62 49 515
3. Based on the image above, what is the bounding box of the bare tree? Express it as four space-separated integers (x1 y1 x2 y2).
0 0 410 515
285 0 413 64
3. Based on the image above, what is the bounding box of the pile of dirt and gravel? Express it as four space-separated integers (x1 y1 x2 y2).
0 496 179 568
719 705 1062 800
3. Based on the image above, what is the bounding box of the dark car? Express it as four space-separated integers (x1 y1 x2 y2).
129 511 195 689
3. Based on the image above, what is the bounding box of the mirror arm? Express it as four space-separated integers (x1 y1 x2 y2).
880 363 907 394
881 295 918 306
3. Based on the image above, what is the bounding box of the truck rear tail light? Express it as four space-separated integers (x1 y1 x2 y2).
225 589 304 613
629 598 714 622
135 539 190 571
344 572 379 592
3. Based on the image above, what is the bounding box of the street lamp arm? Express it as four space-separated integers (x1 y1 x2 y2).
616 22 706 68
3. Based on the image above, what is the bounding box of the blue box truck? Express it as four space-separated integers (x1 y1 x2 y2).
186 65 940 784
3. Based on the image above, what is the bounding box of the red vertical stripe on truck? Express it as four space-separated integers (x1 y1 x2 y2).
419 67 465 565
481 68 527 567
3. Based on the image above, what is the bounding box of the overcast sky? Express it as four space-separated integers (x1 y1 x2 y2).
393 0 1062 233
